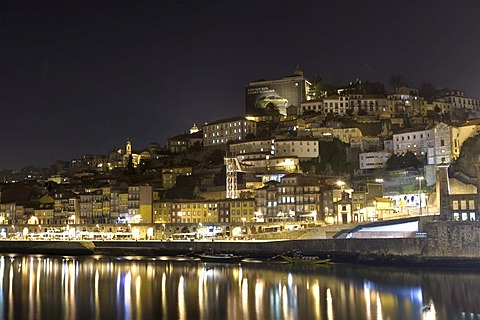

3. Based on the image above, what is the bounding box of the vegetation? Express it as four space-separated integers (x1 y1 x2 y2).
386 152 424 170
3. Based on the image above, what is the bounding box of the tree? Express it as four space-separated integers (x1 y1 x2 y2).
389 74 408 90
308 74 325 100
386 152 423 170
346 80 385 94
418 82 437 101
125 155 136 175
206 148 225 165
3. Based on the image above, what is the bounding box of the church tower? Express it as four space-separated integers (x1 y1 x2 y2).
126 138 132 156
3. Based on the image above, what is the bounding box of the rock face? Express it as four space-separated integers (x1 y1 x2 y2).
450 135 480 182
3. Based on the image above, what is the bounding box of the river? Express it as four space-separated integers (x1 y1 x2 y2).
0 254 478 319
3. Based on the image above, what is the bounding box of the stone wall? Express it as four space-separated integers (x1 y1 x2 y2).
1 221 480 267
423 221 480 257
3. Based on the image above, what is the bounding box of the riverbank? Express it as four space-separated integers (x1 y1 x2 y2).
1 235 480 268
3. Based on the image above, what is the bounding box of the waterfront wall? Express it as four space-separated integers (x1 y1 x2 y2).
1 221 480 267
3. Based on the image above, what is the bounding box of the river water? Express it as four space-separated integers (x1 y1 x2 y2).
0 255 478 320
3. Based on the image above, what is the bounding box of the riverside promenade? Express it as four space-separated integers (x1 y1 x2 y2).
1 220 480 268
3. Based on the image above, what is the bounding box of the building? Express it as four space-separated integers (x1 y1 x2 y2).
350 94 389 117
310 127 363 144
277 173 323 221
440 90 480 116
387 86 423 117
229 139 274 156
53 191 78 225
245 67 310 116
255 181 279 221
167 132 203 154
203 117 257 146
359 151 391 172
162 167 192 189
218 199 256 223
170 200 218 224
128 185 153 223
274 138 319 159
300 100 323 115
392 127 432 156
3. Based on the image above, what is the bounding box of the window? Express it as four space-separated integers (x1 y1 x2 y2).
452 201 459 210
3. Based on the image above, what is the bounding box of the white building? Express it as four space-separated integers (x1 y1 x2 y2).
203 117 257 146
229 139 273 156
300 100 323 115
441 90 480 115
349 94 389 117
322 96 349 116
274 138 319 159
359 151 391 171
392 127 432 156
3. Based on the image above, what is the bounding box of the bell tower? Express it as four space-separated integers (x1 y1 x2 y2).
125 138 132 156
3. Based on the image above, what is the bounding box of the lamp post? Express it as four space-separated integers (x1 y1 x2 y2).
416 176 425 215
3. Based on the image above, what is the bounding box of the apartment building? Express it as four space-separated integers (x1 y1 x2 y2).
167 132 203 154
162 167 192 189
277 173 323 221
300 100 323 115
441 90 480 114
255 181 279 220
386 87 421 116
170 200 218 223
349 94 389 117
53 191 78 225
203 117 257 146
229 139 274 156
322 96 349 116
359 151 391 172
392 127 432 156
274 138 319 159
128 185 153 223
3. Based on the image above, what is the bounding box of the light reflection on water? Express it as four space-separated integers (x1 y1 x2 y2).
0 255 479 319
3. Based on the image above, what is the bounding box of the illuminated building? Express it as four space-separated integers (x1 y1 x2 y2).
359 152 391 173
203 116 257 146
277 173 323 221
167 132 203 153
53 191 78 225
245 67 311 116
128 185 153 223
274 138 319 160
161 167 192 189
387 86 424 117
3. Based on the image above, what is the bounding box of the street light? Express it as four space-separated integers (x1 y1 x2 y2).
416 176 425 215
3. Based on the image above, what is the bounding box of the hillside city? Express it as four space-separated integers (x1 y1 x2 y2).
2 67 480 238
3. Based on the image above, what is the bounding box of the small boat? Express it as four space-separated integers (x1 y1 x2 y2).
196 253 247 263
280 254 331 265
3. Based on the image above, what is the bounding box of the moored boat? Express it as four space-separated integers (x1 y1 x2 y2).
280 254 331 265
196 253 247 263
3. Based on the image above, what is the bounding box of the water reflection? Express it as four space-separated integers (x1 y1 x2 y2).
0 255 479 319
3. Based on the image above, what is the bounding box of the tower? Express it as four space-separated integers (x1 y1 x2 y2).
125 139 132 156
436 164 450 220
225 157 238 199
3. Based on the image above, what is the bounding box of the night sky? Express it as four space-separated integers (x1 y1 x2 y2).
1 1 480 169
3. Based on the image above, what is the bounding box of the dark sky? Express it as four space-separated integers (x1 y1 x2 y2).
1 1 480 169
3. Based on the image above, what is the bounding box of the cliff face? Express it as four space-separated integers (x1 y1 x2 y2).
449 135 480 182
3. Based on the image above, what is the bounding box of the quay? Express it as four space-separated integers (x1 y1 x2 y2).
1 219 480 268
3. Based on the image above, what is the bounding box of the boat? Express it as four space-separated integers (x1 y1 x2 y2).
280 254 331 265
196 253 247 263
